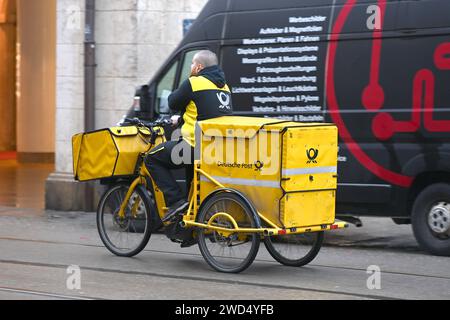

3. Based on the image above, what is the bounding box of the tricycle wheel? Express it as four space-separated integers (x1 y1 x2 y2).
197 192 260 273
264 232 324 267
97 184 153 257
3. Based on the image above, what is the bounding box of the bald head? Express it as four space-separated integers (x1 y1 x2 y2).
194 50 219 68
191 50 218 76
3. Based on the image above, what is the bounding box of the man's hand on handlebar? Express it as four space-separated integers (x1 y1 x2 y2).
170 115 181 127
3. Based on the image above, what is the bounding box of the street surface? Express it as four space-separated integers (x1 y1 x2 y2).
0 206 449 300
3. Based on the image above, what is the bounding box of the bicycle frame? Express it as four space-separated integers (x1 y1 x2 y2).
117 159 348 237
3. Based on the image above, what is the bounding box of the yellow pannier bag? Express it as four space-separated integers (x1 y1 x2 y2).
198 116 338 229
72 126 152 182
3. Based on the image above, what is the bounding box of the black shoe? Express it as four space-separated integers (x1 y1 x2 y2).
180 238 198 248
162 200 189 223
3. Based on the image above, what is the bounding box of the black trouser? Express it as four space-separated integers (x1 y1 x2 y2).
144 140 194 208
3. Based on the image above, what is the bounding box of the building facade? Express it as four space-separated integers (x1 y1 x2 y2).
45 0 207 211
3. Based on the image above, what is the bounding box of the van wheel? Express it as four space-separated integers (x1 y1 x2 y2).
411 183 450 256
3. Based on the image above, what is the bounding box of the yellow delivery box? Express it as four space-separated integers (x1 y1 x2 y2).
72 126 154 182
198 116 338 229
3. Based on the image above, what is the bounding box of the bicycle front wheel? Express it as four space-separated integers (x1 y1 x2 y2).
264 232 324 267
97 184 153 257
197 193 260 273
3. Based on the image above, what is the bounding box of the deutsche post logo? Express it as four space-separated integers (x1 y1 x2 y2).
307 148 319 164
217 92 231 110
254 161 264 171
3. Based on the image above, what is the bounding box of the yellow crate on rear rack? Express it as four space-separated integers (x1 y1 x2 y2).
198 116 338 229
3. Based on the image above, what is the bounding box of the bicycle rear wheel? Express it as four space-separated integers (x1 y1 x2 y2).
197 193 260 273
97 184 153 257
264 232 324 267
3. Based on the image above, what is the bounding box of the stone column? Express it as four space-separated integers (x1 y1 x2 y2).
55 0 85 174
46 0 88 211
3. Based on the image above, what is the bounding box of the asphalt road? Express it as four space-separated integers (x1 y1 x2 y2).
0 207 449 300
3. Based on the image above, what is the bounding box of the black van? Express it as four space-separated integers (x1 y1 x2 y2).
127 0 450 256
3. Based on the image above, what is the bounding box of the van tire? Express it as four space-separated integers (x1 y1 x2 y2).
411 183 450 256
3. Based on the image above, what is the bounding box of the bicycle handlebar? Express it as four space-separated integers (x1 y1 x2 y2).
121 117 172 128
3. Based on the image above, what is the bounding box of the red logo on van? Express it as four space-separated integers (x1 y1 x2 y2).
326 0 450 187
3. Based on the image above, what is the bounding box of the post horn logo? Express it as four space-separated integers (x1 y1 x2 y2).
254 161 264 171
307 148 319 164
217 92 231 110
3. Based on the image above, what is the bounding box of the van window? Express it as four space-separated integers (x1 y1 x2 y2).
179 50 201 84
156 61 179 114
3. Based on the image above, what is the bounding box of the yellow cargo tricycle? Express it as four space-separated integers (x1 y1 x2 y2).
72 116 348 273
